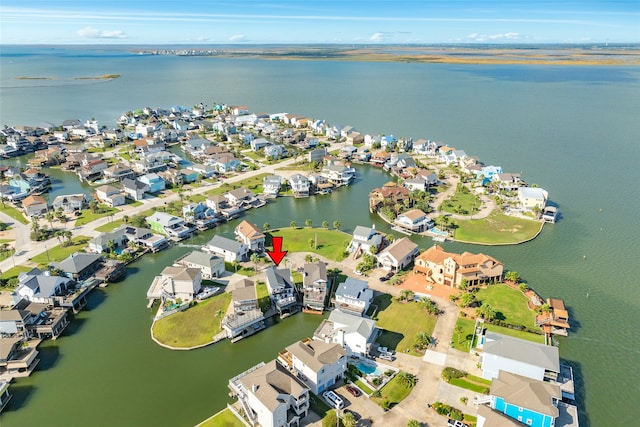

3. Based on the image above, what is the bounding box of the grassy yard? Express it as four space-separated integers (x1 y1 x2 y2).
0 204 28 224
475 284 537 329
372 294 438 356
449 375 491 394
74 206 119 226
453 211 542 244
152 292 232 348
30 236 91 267
451 317 477 352
95 219 125 232
370 374 415 410
485 323 545 344
255 281 271 311
224 262 256 277
205 173 271 197
0 265 32 291
197 408 245 427
265 227 350 262
309 392 332 418
442 190 481 215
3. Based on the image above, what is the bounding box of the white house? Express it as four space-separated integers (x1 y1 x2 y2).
334 277 373 316
262 175 282 197
204 235 248 262
281 339 347 394
314 310 379 356
146 266 202 303
95 185 125 207
229 360 309 427
234 220 266 252
12 268 75 306
518 187 548 212
479 332 560 381
376 237 420 271
288 174 310 197
265 267 297 314
393 209 433 233
174 250 224 279
348 225 383 255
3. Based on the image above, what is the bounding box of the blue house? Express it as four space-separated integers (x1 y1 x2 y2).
8 175 31 193
180 169 199 184
138 173 166 193
484 371 562 427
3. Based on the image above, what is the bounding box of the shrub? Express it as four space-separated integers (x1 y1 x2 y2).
433 402 450 416
441 367 466 382
449 408 463 421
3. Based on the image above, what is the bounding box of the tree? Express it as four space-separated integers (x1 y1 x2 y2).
414 332 432 350
476 304 496 322
519 283 529 293
459 278 469 291
250 253 261 272
308 238 315 250
458 292 475 308
342 411 356 427
263 222 270 231
419 297 439 316
396 371 417 388
63 230 72 246
123 215 130 224
304 254 313 263
215 309 224 327
106 239 116 254
407 420 421 427
305 219 312 228
322 220 329 229
88 200 98 214
455 324 464 344
400 289 414 302
504 271 520 283
333 220 340 230
369 245 378 255
322 410 340 427
231 261 240 273
386 234 395 243
44 211 55 229
290 220 297 229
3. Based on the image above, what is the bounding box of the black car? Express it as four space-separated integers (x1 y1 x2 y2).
378 276 389 282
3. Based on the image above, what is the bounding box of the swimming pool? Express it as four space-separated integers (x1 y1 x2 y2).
356 361 382 376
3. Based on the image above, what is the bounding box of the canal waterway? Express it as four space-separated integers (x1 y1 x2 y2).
1 46 639 426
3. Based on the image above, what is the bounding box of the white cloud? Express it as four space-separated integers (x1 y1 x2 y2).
369 32 385 42
187 36 210 42
229 34 247 42
466 32 520 42
77 26 127 39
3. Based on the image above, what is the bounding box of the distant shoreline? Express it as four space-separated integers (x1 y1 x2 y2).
132 46 640 66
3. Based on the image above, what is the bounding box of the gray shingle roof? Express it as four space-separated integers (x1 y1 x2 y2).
207 235 243 253
483 332 560 373
52 253 102 274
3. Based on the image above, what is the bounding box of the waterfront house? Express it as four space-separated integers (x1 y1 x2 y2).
119 225 168 252
183 138 211 156
0 309 30 338
302 262 329 312
476 371 579 427
146 212 192 239
314 309 379 356
492 172 522 191
393 209 433 233
78 158 108 181
22 195 48 217
403 177 429 192
121 178 147 201
308 148 326 163
95 185 125 207
174 250 224 279
371 150 391 166
225 188 256 208
13 300 70 341
0 380 11 413
478 332 560 382
234 220 266 252
182 202 216 222
51 253 103 281
288 174 310 197
416 169 439 187
228 360 310 427
206 195 243 219
250 138 270 151
8 174 32 193
262 175 282 197
368 183 409 212
0 336 39 380
536 298 571 336
146 266 202 303
265 267 297 315
12 268 75 305
186 163 217 179
205 235 248 262
518 187 548 212
88 228 129 254
138 173 166 194
348 225 383 256
210 153 241 173
334 277 373 316
103 164 135 181
376 237 420 272
263 144 286 159
321 163 356 186
158 169 184 187
51 193 90 213
223 279 266 341
414 245 504 288
279 339 347 395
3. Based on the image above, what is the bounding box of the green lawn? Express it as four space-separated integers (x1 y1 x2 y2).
372 294 438 356
74 207 119 226
449 377 490 394
224 262 256 277
205 173 271 197
453 211 543 244
442 190 481 215
0 265 32 291
265 227 350 262
354 378 374 395
197 408 245 427
30 236 91 267
95 219 125 232
370 374 415 410
152 292 232 348
485 323 545 344
255 281 270 311
451 317 477 352
0 204 28 224
309 392 332 418
475 284 537 328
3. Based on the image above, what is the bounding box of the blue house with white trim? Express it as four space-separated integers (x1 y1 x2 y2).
138 173 166 193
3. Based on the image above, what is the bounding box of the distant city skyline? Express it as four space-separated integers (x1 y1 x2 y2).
1 1 639 45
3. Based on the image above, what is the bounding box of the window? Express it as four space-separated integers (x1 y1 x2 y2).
526 420 532 426
518 416 522 422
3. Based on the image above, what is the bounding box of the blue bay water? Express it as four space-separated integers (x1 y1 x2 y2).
1 46 639 426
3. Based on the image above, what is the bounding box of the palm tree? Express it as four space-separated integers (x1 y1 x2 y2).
333 220 340 230
106 239 116 254
308 238 315 250
88 200 98 214
305 219 312 228
400 289 414 302
263 222 270 231
231 261 240 273
44 211 55 229
322 221 329 229
407 420 422 427
396 371 417 388
290 220 297 229
304 254 313 263
414 332 432 350
215 309 224 327
123 215 130 224
342 411 356 427
455 325 464 344
63 230 73 246
476 304 496 322
250 253 261 272
459 293 475 308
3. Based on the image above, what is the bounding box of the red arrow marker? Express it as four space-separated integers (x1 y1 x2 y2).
266 236 288 266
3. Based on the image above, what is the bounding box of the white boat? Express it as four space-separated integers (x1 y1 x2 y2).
196 286 220 301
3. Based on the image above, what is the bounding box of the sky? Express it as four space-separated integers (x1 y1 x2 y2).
1 1 639 45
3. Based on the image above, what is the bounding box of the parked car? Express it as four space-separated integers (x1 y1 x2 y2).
354 269 363 276
379 353 394 361
378 275 389 282
447 419 469 427
322 390 344 409
345 385 360 397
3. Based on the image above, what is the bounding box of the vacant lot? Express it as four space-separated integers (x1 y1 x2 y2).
266 227 350 262
475 284 537 329
454 211 542 244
